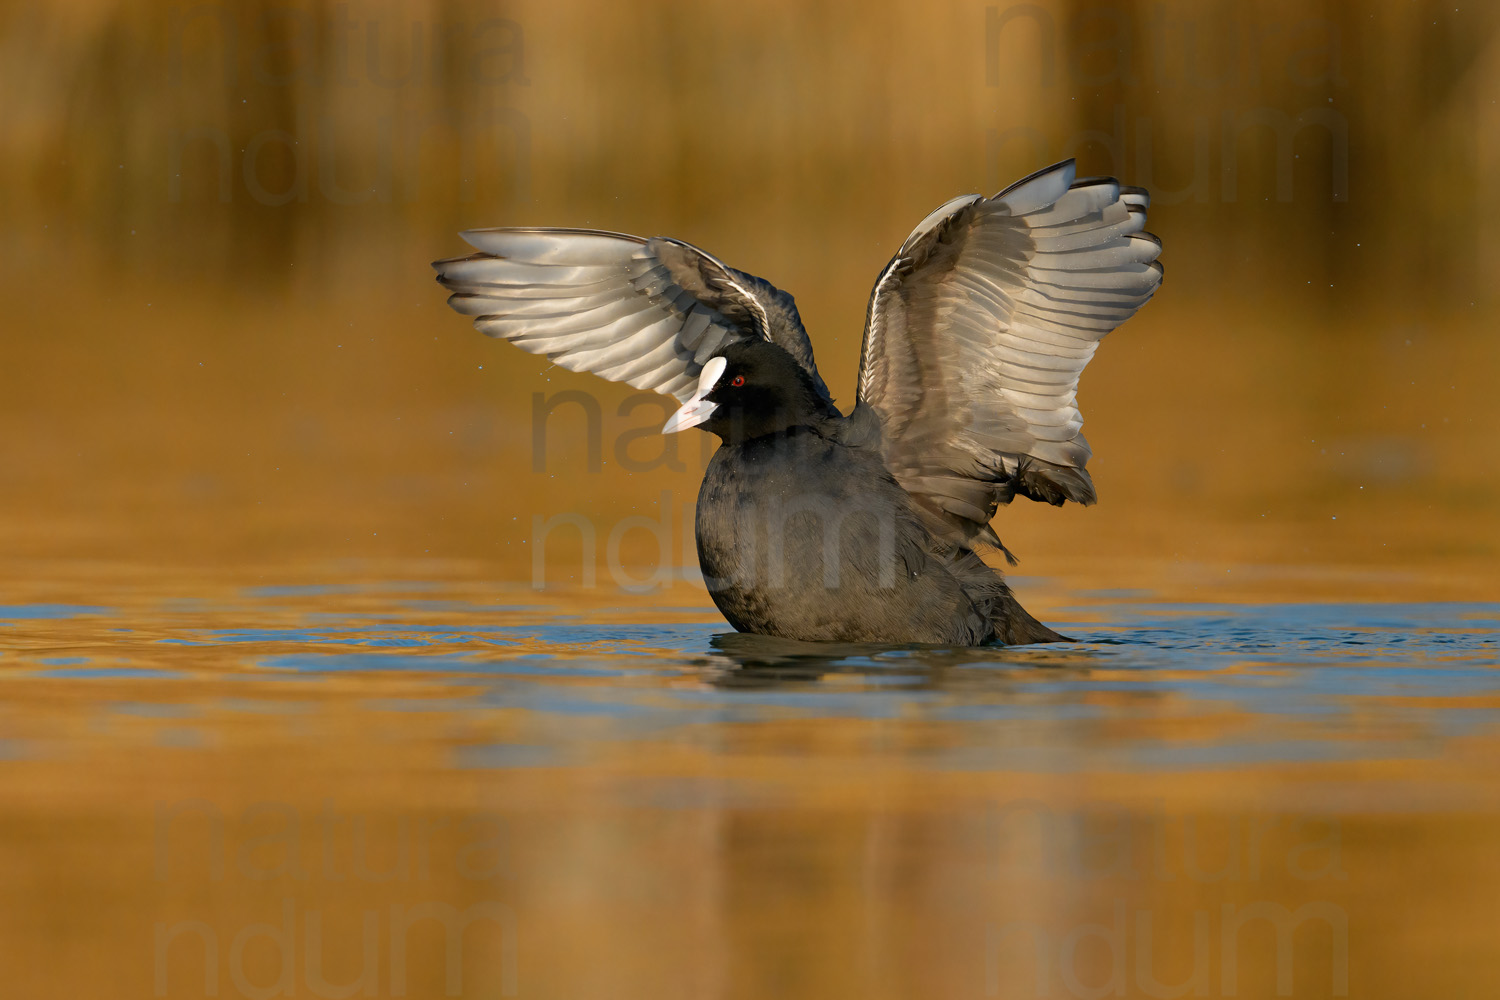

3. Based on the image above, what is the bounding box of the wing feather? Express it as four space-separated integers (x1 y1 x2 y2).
434 228 830 403
854 158 1162 547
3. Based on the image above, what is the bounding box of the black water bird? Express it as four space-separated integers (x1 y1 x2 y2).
433 159 1161 645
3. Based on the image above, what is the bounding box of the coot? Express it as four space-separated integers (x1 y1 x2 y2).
433 159 1162 644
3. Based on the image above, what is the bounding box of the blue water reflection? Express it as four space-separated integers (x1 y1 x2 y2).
6 593 1498 772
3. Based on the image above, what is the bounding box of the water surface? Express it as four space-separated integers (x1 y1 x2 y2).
3 575 1498 998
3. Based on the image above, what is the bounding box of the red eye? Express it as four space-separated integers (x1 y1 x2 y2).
730 375 745 387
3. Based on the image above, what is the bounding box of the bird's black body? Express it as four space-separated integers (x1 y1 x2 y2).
691 342 1063 645
432 158 1162 645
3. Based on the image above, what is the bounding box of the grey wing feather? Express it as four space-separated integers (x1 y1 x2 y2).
856 159 1162 547
433 228 829 403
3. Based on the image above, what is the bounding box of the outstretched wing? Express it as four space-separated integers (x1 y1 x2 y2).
433 228 831 402
855 159 1161 547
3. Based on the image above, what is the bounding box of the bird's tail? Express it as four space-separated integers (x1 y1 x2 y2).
951 549 1071 645
992 588 1071 645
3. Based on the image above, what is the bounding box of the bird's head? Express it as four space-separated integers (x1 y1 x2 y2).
662 339 837 444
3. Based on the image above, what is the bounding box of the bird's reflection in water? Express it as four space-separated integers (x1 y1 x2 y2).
694 629 1100 691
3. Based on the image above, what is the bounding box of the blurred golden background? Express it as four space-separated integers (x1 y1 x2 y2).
1 0 1496 595
2 3 1500 999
